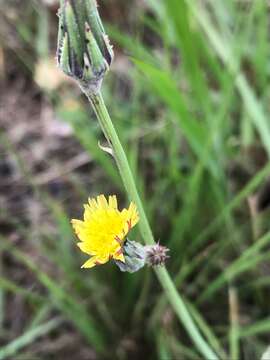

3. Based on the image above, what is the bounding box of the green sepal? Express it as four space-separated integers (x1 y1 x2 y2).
85 22 107 76
65 2 84 74
114 240 146 273
70 0 87 39
85 1 106 49
56 4 65 64
59 33 71 76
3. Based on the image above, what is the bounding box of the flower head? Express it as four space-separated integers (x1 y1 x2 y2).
71 195 139 268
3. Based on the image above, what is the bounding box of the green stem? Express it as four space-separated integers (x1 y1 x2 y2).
86 90 218 360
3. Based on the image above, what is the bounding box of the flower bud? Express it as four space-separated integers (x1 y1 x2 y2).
57 0 113 94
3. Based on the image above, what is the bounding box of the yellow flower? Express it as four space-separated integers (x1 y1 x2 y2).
71 195 139 268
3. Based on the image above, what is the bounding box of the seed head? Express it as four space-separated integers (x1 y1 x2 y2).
57 0 113 94
145 243 170 267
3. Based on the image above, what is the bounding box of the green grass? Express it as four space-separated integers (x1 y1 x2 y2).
1 0 270 358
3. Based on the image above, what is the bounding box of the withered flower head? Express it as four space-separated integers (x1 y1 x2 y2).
145 243 170 267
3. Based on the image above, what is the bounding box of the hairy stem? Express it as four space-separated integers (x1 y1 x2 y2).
86 90 218 360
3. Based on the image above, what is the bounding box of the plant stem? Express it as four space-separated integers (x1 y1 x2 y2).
86 90 218 360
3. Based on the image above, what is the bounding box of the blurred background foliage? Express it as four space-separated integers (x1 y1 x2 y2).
1 0 270 359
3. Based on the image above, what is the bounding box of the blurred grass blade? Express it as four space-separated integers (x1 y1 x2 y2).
185 0 270 157
0 255 4 330
229 287 240 360
57 104 120 185
0 317 62 360
133 59 217 175
186 300 227 359
239 318 270 338
2 242 106 353
198 231 270 303
164 0 211 115
0 277 43 304
191 161 270 253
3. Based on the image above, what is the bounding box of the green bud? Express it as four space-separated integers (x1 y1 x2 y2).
57 0 114 94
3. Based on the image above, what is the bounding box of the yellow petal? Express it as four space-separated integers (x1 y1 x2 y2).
113 252 125 262
83 204 93 221
77 242 96 256
96 255 110 265
71 220 90 243
88 198 98 211
108 195 118 209
97 194 108 209
81 255 109 268
81 257 97 268
129 202 139 224
120 202 139 236
71 219 84 228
